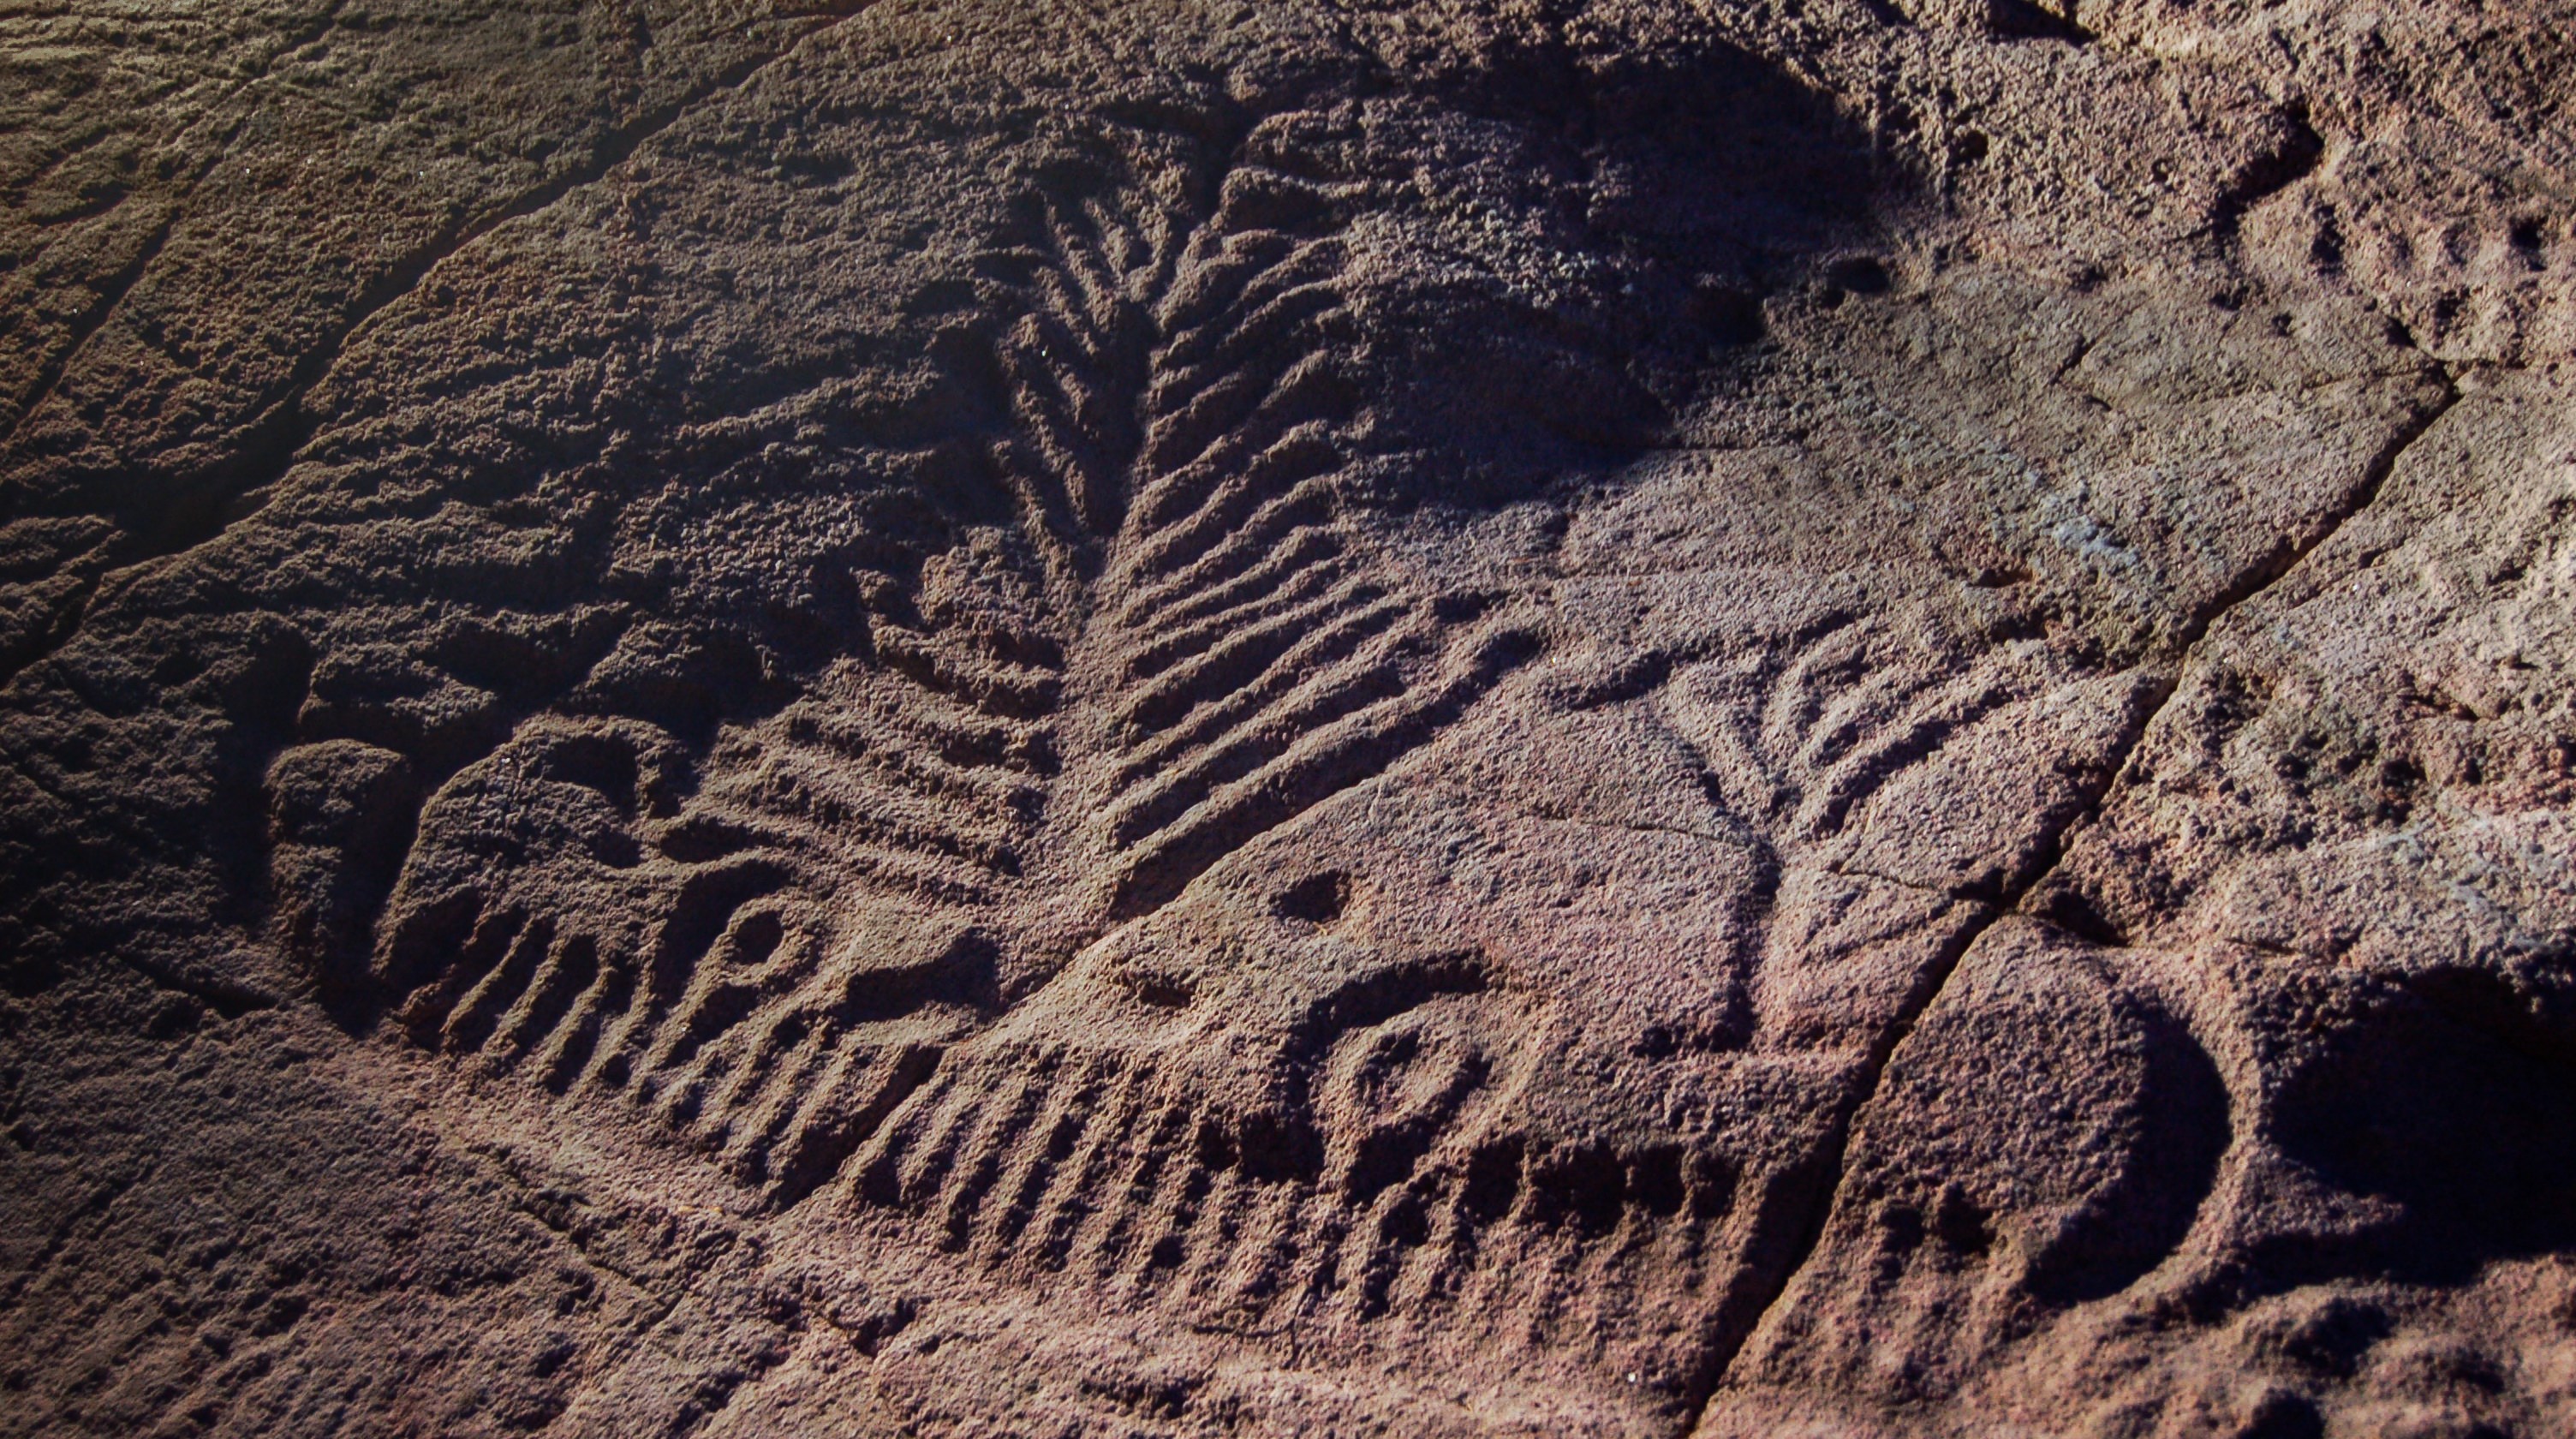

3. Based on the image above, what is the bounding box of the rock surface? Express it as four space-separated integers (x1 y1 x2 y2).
4 2 2574 1435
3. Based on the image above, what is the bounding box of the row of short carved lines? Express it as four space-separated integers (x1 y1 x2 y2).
422 902 956 1203
847 1052 1742 1327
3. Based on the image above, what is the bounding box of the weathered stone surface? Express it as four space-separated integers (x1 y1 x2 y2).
3 2 2572 1434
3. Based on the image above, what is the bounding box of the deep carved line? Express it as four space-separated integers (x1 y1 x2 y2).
1 0 356 439
1685 367 2463 1422
0 2 880 692
3 207 182 444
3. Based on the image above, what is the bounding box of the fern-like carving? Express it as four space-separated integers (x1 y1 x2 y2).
368 121 1542 1211
1668 612 2024 863
979 162 1539 920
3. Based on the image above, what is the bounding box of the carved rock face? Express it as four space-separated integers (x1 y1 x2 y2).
6 3 2576 1436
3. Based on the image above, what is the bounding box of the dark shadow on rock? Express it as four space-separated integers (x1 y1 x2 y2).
1362 32 1897 512
0 26 1911 1054
2269 964 2576 1283
2026 1002 2233 1304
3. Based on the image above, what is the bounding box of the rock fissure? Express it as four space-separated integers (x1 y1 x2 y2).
1 0 356 439
7 6 2571 1435
0 2 884 695
1691 367 2466 1413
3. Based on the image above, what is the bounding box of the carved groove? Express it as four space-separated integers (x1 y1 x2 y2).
370 125 1538 1218
848 986 1740 1342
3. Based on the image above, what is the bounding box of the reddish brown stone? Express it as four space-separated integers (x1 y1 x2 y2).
4 3 2573 1434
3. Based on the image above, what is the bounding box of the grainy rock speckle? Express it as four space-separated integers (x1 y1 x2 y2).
5 3 2574 1435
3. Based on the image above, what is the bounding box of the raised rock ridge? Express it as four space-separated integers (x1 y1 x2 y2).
3 2 2574 1435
